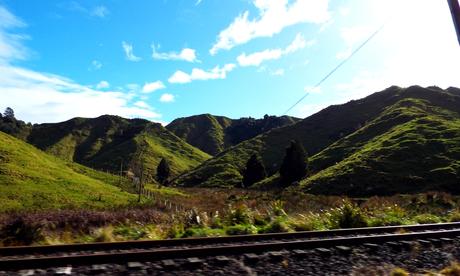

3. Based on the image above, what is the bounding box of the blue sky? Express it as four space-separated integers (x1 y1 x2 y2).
0 0 459 124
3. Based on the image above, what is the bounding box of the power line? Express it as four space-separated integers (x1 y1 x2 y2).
283 23 386 115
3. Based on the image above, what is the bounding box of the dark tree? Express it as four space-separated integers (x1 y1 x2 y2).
3 107 14 119
279 140 308 187
156 158 170 185
242 153 267 187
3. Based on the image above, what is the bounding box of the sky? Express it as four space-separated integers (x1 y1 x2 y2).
0 0 459 124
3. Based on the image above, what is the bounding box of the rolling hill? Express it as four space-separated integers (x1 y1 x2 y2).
25 115 211 180
0 131 136 212
173 86 460 195
166 114 299 155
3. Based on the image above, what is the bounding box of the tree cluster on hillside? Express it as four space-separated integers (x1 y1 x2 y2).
0 107 32 140
241 140 308 188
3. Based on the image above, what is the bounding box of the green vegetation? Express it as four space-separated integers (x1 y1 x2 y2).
166 113 299 155
242 153 266 187
304 98 460 196
19 115 210 180
279 140 307 187
175 86 460 195
0 131 137 212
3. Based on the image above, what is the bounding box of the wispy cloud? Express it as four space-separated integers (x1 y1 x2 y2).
96 80 110 89
90 60 102 70
0 6 159 123
0 6 28 63
237 33 313 67
122 41 142 62
91 6 109 18
168 64 236 84
210 0 329 55
159 93 175 103
142 81 165 93
151 44 198 63
195 0 203 6
59 2 110 18
335 26 372 59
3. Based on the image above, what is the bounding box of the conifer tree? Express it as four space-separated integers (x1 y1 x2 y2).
279 140 308 187
3 107 14 119
157 158 170 185
242 153 267 187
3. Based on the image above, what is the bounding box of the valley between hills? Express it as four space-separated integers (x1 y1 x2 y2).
1 85 460 246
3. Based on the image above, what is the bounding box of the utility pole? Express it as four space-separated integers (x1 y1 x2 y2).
119 158 123 187
448 0 460 45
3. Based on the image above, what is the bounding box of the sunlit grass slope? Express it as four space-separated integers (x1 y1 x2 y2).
303 98 460 196
166 114 299 155
174 86 460 193
0 131 137 212
26 115 210 180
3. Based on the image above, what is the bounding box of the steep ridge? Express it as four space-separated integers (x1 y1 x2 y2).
304 98 460 196
26 115 210 180
166 114 299 155
173 86 460 191
0 131 136 212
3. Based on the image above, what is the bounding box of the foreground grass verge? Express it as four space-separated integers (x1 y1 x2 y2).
1 190 460 246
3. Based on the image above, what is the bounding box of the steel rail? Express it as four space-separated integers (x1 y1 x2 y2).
1 222 460 270
1 222 460 257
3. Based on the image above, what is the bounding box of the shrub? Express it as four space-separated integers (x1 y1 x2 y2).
259 218 291 233
225 224 257 235
0 217 43 246
227 205 252 226
93 226 115 242
413 213 442 224
329 202 367 229
448 210 460 222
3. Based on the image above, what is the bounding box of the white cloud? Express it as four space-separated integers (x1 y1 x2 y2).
334 0 460 101
0 65 161 123
90 60 102 70
0 6 28 63
210 0 329 55
134 101 150 108
168 63 236 84
237 49 282 67
122 41 142 62
270 68 284 76
151 44 198 62
195 0 203 6
60 2 110 18
159 93 175 103
142 81 165 93
0 6 160 124
336 26 372 59
96 80 110 89
91 6 109 18
237 33 312 67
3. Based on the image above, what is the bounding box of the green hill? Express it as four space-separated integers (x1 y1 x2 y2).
25 115 210 180
173 86 460 194
0 131 136 212
303 98 460 196
166 114 299 155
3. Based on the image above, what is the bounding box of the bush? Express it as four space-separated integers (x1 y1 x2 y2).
413 213 442 224
259 218 291 233
225 224 257 235
329 202 367 229
0 217 43 246
227 205 252 226
440 262 460 276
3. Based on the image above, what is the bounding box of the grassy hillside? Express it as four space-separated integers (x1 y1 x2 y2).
174 86 460 193
0 131 137 212
303 98 460 196
167 114 299 155
26 115 210 180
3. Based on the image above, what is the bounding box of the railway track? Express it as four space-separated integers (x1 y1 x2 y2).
1 222 460 270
